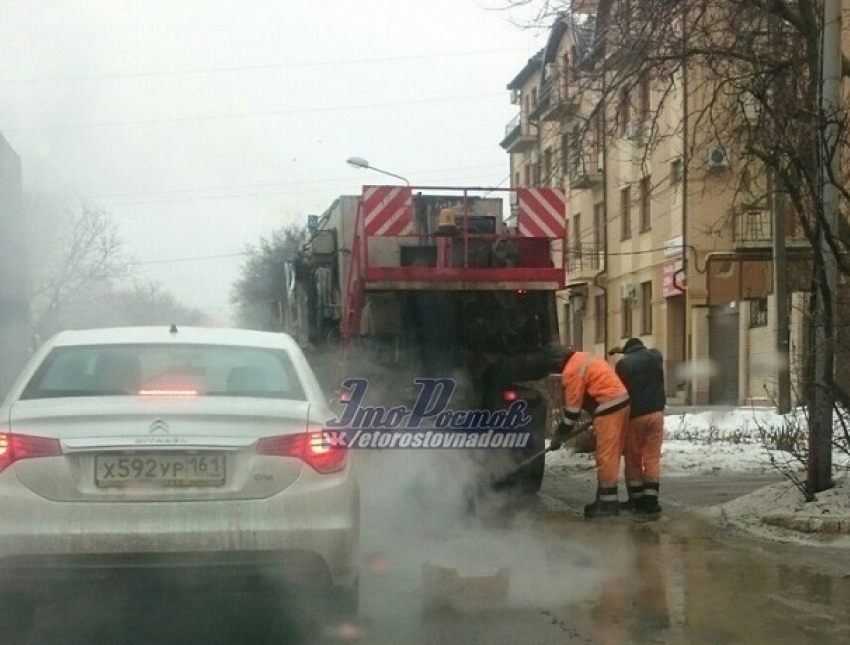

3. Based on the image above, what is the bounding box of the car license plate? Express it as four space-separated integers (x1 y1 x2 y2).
95 454 226 488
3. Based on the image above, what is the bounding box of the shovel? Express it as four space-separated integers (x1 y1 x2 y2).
488 419 592 489
489 446 557 489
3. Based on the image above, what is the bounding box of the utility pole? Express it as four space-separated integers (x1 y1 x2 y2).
809 0 841 494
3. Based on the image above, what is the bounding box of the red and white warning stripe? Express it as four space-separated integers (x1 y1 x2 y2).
362 186 414 237
517 188 567 238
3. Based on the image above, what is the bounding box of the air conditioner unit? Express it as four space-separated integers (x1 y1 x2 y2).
626 121 643 141
708 146 731 168
619 283 637 300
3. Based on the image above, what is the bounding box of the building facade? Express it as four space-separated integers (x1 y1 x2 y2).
501 10 813 406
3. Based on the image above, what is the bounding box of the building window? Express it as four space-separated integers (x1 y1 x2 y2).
641 281 653 334
618 87 631 136
595 294 606 344
524 165 531 186
544 147 553 186
561 133 570 177
749 297 768 328
592 202 605 269
531 86 538 109
639 176 651 232
671 158 682 185
621 186 632 239
621 298 633 339
572 213 582 257
515 171 521 188
638 72 650 121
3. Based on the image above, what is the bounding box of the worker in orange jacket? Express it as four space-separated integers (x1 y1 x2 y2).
550 349 631 518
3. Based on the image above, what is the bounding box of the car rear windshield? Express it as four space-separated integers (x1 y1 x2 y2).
20 343 306 400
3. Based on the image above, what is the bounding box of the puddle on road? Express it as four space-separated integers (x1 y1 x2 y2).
539 512 850 645
356 489 850 644
354 452 850 644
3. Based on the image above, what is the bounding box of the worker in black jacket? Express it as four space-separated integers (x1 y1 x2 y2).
614 338 666 515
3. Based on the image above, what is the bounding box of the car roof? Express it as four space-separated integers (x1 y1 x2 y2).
45 326 301 351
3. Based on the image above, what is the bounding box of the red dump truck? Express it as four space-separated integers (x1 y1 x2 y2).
287 185 569 493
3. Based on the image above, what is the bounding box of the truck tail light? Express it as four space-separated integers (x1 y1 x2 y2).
503 389 520 403
257 431 347 474
0 433 63 472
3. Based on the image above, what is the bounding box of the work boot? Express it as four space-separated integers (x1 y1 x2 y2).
584 486 620 519
620 482 644 511
639 481 662 515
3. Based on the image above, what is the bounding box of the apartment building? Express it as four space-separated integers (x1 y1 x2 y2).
501 10 813 406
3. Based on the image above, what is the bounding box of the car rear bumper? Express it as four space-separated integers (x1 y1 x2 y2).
0 469 359 593
0 550 347 596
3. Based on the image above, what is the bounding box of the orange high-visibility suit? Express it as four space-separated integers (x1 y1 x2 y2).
561 351 630 488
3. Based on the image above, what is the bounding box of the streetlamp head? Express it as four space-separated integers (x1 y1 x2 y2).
346 156 370 169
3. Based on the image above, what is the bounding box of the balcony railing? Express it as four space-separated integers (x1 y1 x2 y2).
733 209 806 248
535 73 580 122
504 113 521 139
568 147 603 189
567 247 604 277
500 112 538 151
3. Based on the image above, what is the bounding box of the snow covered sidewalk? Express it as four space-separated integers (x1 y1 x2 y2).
549 407 850 544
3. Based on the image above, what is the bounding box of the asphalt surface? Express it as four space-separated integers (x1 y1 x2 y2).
11 459 850 645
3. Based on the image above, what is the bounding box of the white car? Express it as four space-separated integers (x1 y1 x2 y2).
0 326 359 635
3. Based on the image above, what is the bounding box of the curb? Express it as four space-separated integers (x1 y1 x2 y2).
762 514 850 535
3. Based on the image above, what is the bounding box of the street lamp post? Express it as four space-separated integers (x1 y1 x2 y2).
346 157 410 186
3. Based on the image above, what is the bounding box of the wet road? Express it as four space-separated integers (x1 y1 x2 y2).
15 452 850 644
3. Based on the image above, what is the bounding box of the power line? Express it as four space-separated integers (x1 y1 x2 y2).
89 164 507 200
129 252 247 266
0 48 527 84
100 171 511 207
4 92 506 133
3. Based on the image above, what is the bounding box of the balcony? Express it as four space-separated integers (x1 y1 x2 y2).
566 246 604 284
500 112 537 152
732 209 808 250
568 148 603 189
532 73 581 123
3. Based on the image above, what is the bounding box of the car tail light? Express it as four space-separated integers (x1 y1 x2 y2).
0 433 63 471
257 431 347 474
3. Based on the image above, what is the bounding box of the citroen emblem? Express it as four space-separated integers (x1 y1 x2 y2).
149 419 171 434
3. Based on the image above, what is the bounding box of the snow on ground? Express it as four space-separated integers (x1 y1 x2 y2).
547 407 850 544
548 438 789 478
700 478 850 546
549 407 850 478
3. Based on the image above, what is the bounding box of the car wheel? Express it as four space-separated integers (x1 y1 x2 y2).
0 594 35 641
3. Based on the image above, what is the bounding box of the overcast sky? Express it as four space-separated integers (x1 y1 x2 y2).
0 0 546 324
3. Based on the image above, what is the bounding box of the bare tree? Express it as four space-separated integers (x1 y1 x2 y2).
26 194 132 338
505 0 850 494
230 224 306 331
55 280 210 329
